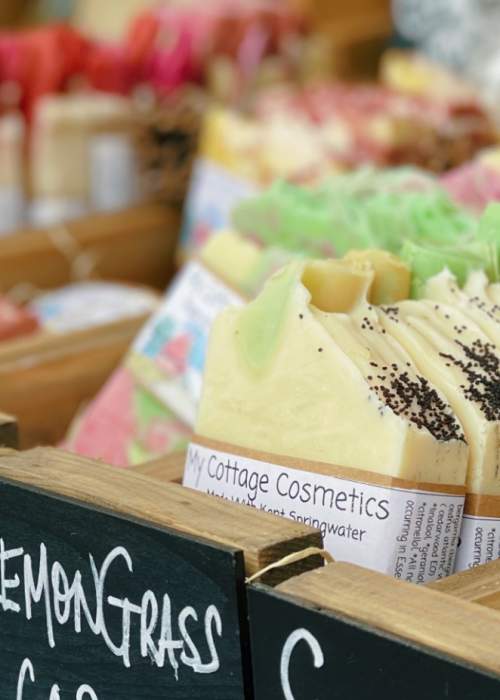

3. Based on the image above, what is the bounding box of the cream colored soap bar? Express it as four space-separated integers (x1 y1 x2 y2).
377 297 500 495
424 270 500 347
196 261 467 483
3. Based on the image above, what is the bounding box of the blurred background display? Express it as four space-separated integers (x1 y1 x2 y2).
2 0 500 465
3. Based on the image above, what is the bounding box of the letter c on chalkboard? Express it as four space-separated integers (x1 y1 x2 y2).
280 628 324 700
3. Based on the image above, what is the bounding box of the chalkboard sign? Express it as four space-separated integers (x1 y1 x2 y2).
0 478 248 699
248 563 500 699
0 447 320 700
0 412 17 448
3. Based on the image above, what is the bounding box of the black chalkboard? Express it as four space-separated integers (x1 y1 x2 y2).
248 584 500 700
0 478 251 699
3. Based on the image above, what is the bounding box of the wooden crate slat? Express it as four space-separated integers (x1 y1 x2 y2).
0 315 149 448
0 202 180 293
0 447 321 583
0 412 18 448
129 450 186 483
276 561 500 677
428 560 500 610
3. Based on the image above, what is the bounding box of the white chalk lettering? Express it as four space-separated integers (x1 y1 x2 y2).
16 658 34 699
2 539 223 684
0 539 22 613
15 657 100 699
280 628 324 700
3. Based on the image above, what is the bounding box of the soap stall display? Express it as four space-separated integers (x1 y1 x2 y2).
0 280 159 449
62 171 500 575
63 229 411 467
184 258 500 580
185 254 500 575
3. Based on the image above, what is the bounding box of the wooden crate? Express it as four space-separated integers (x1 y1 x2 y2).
130 450 185 483
1 445 500 698
0 314 152 448
0 202 181 294
0 446 320 699
248 558 500 698
0 412 17 448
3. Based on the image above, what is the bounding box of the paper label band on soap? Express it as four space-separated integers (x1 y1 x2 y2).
130 260 244 427
180 157 258 254
454 494 500 571
455 515 500 571
183 439 465 583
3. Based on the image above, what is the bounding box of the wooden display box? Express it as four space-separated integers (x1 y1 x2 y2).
2 445 500 698
0 412 17 448
0 202 181 294
249 562 500 698
0 446 320 699
0 314 153 448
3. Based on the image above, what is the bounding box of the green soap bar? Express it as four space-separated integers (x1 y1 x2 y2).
233 181 335 255
401 239 498 298
233 168 476 260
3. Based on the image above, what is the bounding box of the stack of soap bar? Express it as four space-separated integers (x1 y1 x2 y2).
379 49 496 171
232 170 475 257
181 71 496 257
380 50 479 104
374 270 500 571
185 259 468 581
233 172 500 296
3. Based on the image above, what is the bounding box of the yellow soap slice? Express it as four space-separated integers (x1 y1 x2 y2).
199 229 262 289
424 269 500 346
197 261 468 483
378 299 500 495
343 249 411 304
301 258 373 313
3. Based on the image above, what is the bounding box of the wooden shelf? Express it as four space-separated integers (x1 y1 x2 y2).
0 315 152 448
0 202 181 294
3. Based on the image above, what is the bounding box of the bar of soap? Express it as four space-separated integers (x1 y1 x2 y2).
199 229 264 290
400 239 498 298
423 269 500 347
197 261 468 481
377 299 500 496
